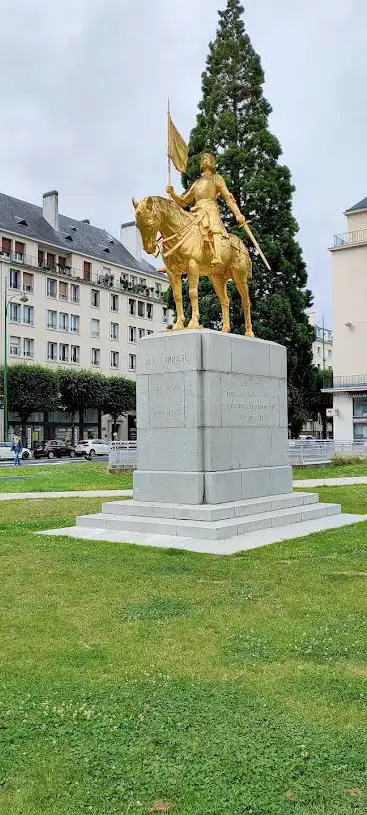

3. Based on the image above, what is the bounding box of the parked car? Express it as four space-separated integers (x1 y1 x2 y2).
75 438 109 458
33 440 76 459
0 442 32 461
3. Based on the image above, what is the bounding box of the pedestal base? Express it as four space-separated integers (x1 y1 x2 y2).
134 465 292 504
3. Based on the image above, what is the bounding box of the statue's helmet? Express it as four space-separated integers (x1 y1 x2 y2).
200 152 216 171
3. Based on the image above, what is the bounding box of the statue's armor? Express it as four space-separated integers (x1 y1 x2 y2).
191 174 227 236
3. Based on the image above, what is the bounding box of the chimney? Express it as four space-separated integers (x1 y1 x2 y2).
120 221 142 263
43 190 59 231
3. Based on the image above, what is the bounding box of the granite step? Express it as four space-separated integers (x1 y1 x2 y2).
102 491 319 523
76 501 341 541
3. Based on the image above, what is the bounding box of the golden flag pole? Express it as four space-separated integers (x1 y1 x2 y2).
167 98 171 186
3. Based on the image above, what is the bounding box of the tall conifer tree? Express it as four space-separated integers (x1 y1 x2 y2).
167 0 316 434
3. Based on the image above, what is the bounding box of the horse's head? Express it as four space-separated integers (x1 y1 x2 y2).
132 196 160 256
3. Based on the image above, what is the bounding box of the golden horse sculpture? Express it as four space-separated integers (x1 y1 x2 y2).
132 153 254 335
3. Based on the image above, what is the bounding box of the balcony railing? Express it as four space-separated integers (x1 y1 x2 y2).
333 229 367 248
0 250 163 300
323 374 367 390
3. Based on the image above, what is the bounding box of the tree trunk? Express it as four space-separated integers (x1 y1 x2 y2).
79 408 85 441
321 411 327 440
97 409 102 438
20 414 29 447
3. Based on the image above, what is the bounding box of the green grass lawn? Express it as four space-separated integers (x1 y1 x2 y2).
1 490 367 814
294 461 367 480
0 461 132 493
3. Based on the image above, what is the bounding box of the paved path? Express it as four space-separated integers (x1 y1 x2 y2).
0 489 133 502
1 477 366 501
294 476 367 487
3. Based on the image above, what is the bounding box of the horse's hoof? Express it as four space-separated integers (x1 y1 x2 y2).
172 323 184 331
245 330 254 338
187 321 200 330
221 326 230 334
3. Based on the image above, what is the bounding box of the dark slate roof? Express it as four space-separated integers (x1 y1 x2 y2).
0 191 165 279
345 196 367 213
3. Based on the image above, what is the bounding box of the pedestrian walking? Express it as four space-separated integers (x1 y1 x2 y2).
12 436 23 467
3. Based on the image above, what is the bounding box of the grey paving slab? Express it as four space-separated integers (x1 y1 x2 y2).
40 513 367 555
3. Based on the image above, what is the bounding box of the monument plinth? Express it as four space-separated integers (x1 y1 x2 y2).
133 330 292 504
47 329 364 553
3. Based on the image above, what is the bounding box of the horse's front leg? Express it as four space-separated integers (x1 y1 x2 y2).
167 268 185 330
187 259 200 329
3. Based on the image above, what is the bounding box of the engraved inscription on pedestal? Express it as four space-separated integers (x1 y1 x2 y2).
221 374 279 427
149 373 185 428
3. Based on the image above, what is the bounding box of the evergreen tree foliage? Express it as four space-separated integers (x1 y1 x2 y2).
166 0 316 434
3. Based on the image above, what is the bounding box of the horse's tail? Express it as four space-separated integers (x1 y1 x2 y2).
229 234 252 280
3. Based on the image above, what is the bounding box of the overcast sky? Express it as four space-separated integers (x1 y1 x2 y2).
1 0 366 325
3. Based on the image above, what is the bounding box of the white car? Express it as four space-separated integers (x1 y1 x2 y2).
0 442 32 461
74 438 109 458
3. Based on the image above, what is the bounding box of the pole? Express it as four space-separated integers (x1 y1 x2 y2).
322 314 326 370
167 98 171 186
3 275 8 442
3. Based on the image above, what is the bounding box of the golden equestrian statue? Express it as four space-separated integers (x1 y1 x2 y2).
132 109 270 335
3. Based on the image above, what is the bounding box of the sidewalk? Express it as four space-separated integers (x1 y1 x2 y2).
0 489 133 502
0 478 365 501
294 476 367 488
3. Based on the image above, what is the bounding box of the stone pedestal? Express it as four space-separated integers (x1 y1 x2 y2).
133 329 292 504
50 328 357 554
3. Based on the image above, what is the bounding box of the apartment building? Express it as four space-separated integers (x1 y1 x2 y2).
308 312 333 370
325 195 367 440
0 189 169 442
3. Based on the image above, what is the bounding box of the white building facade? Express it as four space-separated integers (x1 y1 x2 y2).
0 190 169 443
308 312 333 370
327 195 367 441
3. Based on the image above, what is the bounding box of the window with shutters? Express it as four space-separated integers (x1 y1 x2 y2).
137 300 145 317
129 353 136 371
2 237 11 256
83 261 91 281
146 303 153 319
15 241 25 261
23 272 34 292
59 281 68 301
129 326 136 343
128 298 136 316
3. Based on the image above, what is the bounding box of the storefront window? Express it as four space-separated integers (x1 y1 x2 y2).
353 397 367 440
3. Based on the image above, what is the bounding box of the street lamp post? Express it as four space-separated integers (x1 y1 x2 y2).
3 276 28 442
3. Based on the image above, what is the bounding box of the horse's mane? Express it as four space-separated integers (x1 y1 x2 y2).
153 196 192 229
